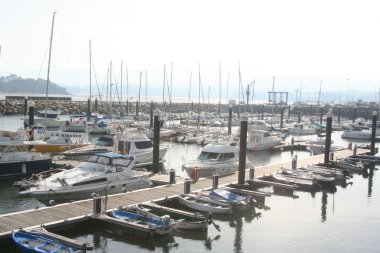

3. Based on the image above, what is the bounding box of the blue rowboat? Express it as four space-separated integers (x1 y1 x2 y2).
12 229 91 253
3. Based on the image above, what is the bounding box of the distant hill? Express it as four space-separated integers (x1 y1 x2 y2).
0 74 70 95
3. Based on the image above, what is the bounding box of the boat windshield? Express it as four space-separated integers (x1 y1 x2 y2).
198 152 220 161
135 141 153 149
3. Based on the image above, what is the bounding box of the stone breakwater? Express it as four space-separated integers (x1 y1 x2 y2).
0 99 378 120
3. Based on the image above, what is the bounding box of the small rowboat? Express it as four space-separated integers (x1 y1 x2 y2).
110 209 173 235
177 193 233 214
137 203 212 230
12 228 92 253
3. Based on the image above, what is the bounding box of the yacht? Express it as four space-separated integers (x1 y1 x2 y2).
182 142 240 178
288 123 316 135
19 153 153 204
244 129 283 151
62 132 169 164
341 128 372 140
0 142 52 178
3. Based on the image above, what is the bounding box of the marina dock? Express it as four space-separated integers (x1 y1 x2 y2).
0 148 364 239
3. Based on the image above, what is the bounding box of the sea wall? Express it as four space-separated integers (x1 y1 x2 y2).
0 99 378 121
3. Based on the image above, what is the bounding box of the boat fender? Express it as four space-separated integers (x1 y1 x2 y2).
27 129 34 140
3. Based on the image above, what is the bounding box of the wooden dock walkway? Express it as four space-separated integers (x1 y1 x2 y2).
0 148 362 239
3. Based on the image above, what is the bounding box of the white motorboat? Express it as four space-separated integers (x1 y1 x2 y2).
62 132 169 164
244 129 283 151
288 123 316 135
182 142 240 178
19 152 153 204
247 119 272 131
341 128 372 140
177 193 233 214
0 141 52 178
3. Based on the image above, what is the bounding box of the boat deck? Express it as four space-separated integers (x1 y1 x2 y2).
0 148 363 239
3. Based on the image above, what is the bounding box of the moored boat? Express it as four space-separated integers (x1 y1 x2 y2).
182 142 240 178
177 193 233 214
12 228 92 253
19 153 152 204
110 208 174 235
137 202 211 230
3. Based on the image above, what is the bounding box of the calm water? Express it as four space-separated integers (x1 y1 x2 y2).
0 115 379 252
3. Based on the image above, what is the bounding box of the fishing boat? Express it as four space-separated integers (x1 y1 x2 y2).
137 202 212 230
0 141 52 178
199 188 258 210
177 193 233 214
270 173 321 191
182 142 240 178
243 129 283 151
330 158 366 172
341 128 372 140
279 168 336 187
62 132 169 164
299 165 351 180
110 208 174 235
19 153 152 204
25 131 89 153
12 228 92 253
288 123 316 135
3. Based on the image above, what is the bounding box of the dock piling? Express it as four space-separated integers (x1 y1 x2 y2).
169 169 176 184
324 109 333 164
93 195 101 215
212 174 219 189
28 100 35 127
371 111 377 155
249 166 255 180
238 113 248 185
152 109 161 173
184 179 190 194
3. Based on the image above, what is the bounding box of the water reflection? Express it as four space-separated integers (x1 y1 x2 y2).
321 192 328 222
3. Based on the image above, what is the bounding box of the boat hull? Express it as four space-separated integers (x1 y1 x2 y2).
0 158 52 178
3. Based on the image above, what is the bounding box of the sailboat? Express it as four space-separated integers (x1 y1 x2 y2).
25 12 62 129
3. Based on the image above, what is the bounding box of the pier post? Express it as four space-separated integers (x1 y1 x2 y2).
261 105 264 119
238 113 248 185
292 155 298 169
228 104 232 135
280 107 284 129
249 166 255 180
24 97 28 116
353 144 357 156
126 100 129 115
149 101 154 128
93 195 101 215
338 107 341 123
212 173 219 189
28 100 35 127
191 101 194 116
319 107 323 124
87 98 91 118
169 169 176 184
153 109 161 173
324 109 333 164
371 111 377 154
288 104 291 119
184 178 190 194
298 111 301 123
135 100 139 119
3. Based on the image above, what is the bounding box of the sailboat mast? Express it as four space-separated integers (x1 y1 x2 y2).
45 12 56 123
89 40 92 103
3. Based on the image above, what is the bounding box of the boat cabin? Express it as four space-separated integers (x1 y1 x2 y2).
197 143 237 162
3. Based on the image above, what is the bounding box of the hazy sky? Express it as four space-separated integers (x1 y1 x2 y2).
1 0 380 101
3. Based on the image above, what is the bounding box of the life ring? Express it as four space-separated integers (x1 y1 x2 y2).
117 126 123 133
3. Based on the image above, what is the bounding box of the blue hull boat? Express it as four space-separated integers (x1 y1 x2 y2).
110 209 173 235
12 229 90 253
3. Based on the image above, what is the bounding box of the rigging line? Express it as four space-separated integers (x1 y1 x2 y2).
55 16 73 69
90 55 103 102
